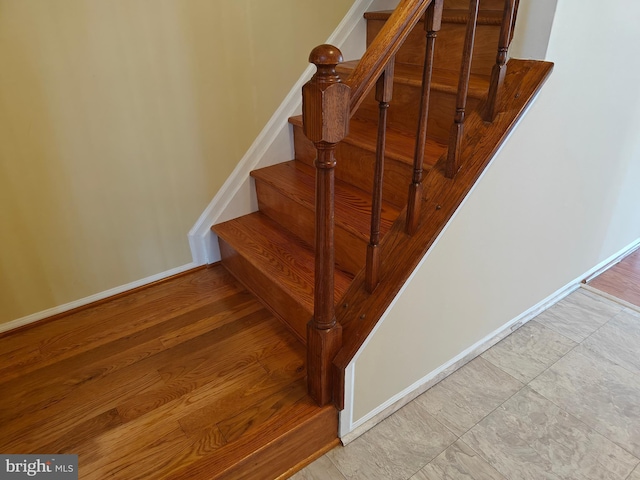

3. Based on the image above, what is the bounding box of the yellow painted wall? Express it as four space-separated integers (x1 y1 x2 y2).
0 0 354 324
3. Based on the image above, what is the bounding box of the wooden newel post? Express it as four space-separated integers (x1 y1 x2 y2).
302 44 350 406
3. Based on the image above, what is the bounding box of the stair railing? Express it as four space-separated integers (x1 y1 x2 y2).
302 0 485 406
303 0 437 405
484 0 519 122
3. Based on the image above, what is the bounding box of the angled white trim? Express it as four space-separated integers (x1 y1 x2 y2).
339 235 640 442
0 262 198 335
188 0 375 265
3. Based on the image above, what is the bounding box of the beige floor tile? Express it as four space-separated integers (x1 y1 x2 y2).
327 401 456 480
462 387 638 480
482 320 576 383
582 308 640 375
289 454 346 480
415 357 523 436
410 440 506 480
530 346 640 457
628 465 640 480
535 289 622 342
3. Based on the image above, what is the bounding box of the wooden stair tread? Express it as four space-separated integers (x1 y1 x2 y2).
338 60 490 99
213 212 352 314
289 115 447 168
251 160 401 243
364 9 503 25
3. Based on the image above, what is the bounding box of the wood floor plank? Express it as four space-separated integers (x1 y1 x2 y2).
0 266 336 478
589 249 640 307
81 424 193 480
178 367 306 439
217 379 308 444
117 319 297 423
0 292 267 423
38 408 124 455
0 366 165 452
0 268 243 380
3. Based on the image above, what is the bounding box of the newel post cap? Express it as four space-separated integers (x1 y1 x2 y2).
309 44 344 66
302 44 350 144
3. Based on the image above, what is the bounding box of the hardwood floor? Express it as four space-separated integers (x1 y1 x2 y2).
0 265 338 479
589 248 640 307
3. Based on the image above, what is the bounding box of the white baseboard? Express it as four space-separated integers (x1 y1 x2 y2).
0 262 198 335
339 237 640 443
187 0 374 265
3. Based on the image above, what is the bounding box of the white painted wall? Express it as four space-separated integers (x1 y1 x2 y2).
345 0 640 434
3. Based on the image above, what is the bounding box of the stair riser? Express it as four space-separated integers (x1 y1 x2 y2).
218 238 310 343
254 180 367 276
293 124 414 208
367 21 500 76
446 0 505 10
352 84 482 143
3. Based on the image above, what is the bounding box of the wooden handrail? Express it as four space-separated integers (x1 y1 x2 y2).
345 0 433 116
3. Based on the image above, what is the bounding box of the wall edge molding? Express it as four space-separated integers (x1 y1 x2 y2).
187 0 374 265
0 262 198 335
339 236 640 443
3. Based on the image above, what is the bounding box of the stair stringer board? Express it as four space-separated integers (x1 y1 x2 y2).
336 60 554 441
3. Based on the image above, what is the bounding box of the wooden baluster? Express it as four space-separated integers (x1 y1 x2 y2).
302 44 350 406
366 60 395 293
483 0 517 122
510 0 520 42
445 0 479 179
406 0 444 235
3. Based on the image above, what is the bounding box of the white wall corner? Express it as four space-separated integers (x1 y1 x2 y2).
187 0 375 265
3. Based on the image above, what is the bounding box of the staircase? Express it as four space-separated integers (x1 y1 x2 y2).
211 0 552 475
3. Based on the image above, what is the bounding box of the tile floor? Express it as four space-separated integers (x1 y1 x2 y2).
291 286 640 479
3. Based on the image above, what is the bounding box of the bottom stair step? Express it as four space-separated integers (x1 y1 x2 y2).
213 212 352 343
168 392 338 480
